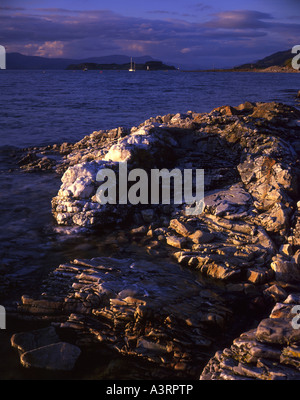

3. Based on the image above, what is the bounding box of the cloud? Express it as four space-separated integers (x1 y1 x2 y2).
37 41 64 57
204 10 273 29
181 48 192 54
1 6 299 68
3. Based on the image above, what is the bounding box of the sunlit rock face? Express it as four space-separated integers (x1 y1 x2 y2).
12 102 300 379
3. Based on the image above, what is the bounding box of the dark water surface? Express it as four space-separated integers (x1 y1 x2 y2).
1 70 299 148
0 70 299 379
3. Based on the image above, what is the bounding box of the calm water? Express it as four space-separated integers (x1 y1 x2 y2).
0 70 299 379
1 69 299 148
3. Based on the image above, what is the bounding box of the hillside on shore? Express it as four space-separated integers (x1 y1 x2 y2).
203 48 299 72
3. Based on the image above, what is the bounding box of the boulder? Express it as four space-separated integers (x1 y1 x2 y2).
11 326 60 353
20 342 81 371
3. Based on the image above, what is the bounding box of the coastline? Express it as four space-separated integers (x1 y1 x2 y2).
186 65 300 73
2 99 300 380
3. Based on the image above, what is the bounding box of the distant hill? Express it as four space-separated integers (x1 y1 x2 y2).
201 48 299 73
235 49 294 70
6 53 159 70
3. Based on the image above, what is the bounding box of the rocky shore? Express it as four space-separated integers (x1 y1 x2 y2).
5 99 300 379
206 66 300 73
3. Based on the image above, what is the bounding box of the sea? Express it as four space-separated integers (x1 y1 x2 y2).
0 69 299 379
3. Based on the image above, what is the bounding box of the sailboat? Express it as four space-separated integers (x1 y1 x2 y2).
129 57 135 72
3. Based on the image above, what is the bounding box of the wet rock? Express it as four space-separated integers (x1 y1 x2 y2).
11 326 60 353
14 256 233 378
11 326 81 371
20 342 81 371
18 152 57 172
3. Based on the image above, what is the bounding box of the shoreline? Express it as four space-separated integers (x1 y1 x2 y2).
3 100 300 380
184 66 300 73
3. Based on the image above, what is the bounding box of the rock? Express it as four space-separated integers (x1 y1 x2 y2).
166 235 186 249
292 250 300 265
200 295 300 380
20 342 81 371
13 100 300 379
247 267 274 284
235 101 255 113
280 244 293 257
169 219 193 237
11 326 60 353
47 102 299 257
201 263 241 281
256 304 300 345
213 105 240 116
14 256 233 378
130 225 148 235
17 152 57 172
141 209 155 223
204 184 252 217
189 230 215 244
270 256 300 282
263 284 288 302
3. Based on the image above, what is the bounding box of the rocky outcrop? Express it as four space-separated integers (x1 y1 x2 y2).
48 101 300 236
200 294 300 380
13 256 233 378
10 101 300 378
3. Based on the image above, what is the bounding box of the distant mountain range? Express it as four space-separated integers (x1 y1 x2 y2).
5 49 298 71
5 52 171 70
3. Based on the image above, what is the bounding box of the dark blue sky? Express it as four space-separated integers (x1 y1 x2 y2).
1 0 299 68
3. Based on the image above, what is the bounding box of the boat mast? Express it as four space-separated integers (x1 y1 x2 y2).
129 57 135 71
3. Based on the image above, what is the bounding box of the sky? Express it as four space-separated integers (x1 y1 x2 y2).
0 0 300 68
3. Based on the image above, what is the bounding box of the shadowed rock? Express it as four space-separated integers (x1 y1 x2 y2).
14 256 233 378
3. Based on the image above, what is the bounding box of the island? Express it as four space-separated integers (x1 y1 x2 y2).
66 60 177 71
